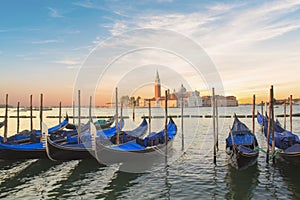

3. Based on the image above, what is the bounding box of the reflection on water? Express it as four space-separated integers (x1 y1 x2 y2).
225 164 260 199
276 162 300 199
101 170 142 200
49 159 105 199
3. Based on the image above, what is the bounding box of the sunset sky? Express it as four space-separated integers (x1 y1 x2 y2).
1 0 300 106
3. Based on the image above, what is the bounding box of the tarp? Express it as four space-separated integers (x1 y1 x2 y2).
257 112 300 149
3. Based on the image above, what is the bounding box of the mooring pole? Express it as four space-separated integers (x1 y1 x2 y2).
115 88 119 146
266 87 272 163
30 95 33 131
165 90 169 165
216 91 219 157
39 93 43 142
78 90 81 143
133 100 135 121
271 86 275 163
290 95 293 132
283 102 287 129
3 94 8 143
59 101 62 126
212 88 216 165
181 96 184 151
72 100 75 124
252 95 256 135
148 99 151 134
17 101 20 133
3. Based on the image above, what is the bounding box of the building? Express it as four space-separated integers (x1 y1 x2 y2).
141 71 202 108
202 95 238 107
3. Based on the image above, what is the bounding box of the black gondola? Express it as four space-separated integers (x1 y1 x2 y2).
226 115 259 170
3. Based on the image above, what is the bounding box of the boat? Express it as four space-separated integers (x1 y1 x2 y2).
65 115 115 130
0 116 69 144
95 117 177 168
257 112 300 165
46 118 147 161
0 121 4 129
225 114 259 170
0 117 69 160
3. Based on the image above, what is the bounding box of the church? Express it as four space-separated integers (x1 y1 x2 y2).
142 70 202 108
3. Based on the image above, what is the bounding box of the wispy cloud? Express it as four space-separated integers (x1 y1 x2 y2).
31 39 64 44
108 1 300 52
157 0 173 3
73 1 109 11
101 0 300 98
48 7 63 18
54 60 81 65
54 59 82 70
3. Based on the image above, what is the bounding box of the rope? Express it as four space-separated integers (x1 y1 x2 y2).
270 149 282 159
255 147 267 154
255 147 282 158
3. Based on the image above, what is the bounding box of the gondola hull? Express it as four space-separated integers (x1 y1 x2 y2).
227 148 258 170
96 140 173 165
46 138 94 160
277 152 300 166
0 147 46 160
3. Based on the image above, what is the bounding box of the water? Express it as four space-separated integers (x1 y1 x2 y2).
0 105 300 199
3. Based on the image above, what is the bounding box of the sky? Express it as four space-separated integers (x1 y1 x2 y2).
0 0 300 106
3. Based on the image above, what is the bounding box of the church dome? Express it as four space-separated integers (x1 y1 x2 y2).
178 84 186 93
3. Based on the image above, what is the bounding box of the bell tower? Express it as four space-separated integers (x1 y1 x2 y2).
155 70 161 99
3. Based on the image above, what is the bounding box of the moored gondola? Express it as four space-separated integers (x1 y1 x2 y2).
226 114 259 170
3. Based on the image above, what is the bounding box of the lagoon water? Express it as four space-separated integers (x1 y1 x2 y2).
0 105 300 199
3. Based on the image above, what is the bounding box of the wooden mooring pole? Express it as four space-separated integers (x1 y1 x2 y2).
266 88 272 164
212 88 217 165
252 95 256 135
59 101 62 126
30 95 33 131
39 93 43 142
4 94 8 143
115 88 119 146
181 96 184 151
283 102 287 129
133 100 135 121
148 99 151 134
270 86 275 163
17 101 20 133
72 100 75 124
165 90 169 164
290 95 293 132
78 90 81 143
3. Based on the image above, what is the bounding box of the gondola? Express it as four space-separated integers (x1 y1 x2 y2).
95 117 177 166
46 118 147 161
226 114 259 170
0 116 69 144
0 117 69 160
65 115 115 130
257 112 300 165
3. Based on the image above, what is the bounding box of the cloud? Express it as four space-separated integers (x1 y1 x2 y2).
48 7 63 18
73 1 109 11
31 39 64 44
54 60 81 65
102 0 300 99
107 1 300 53
66 65 81 70
54 59 83 70
157 0 173 3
